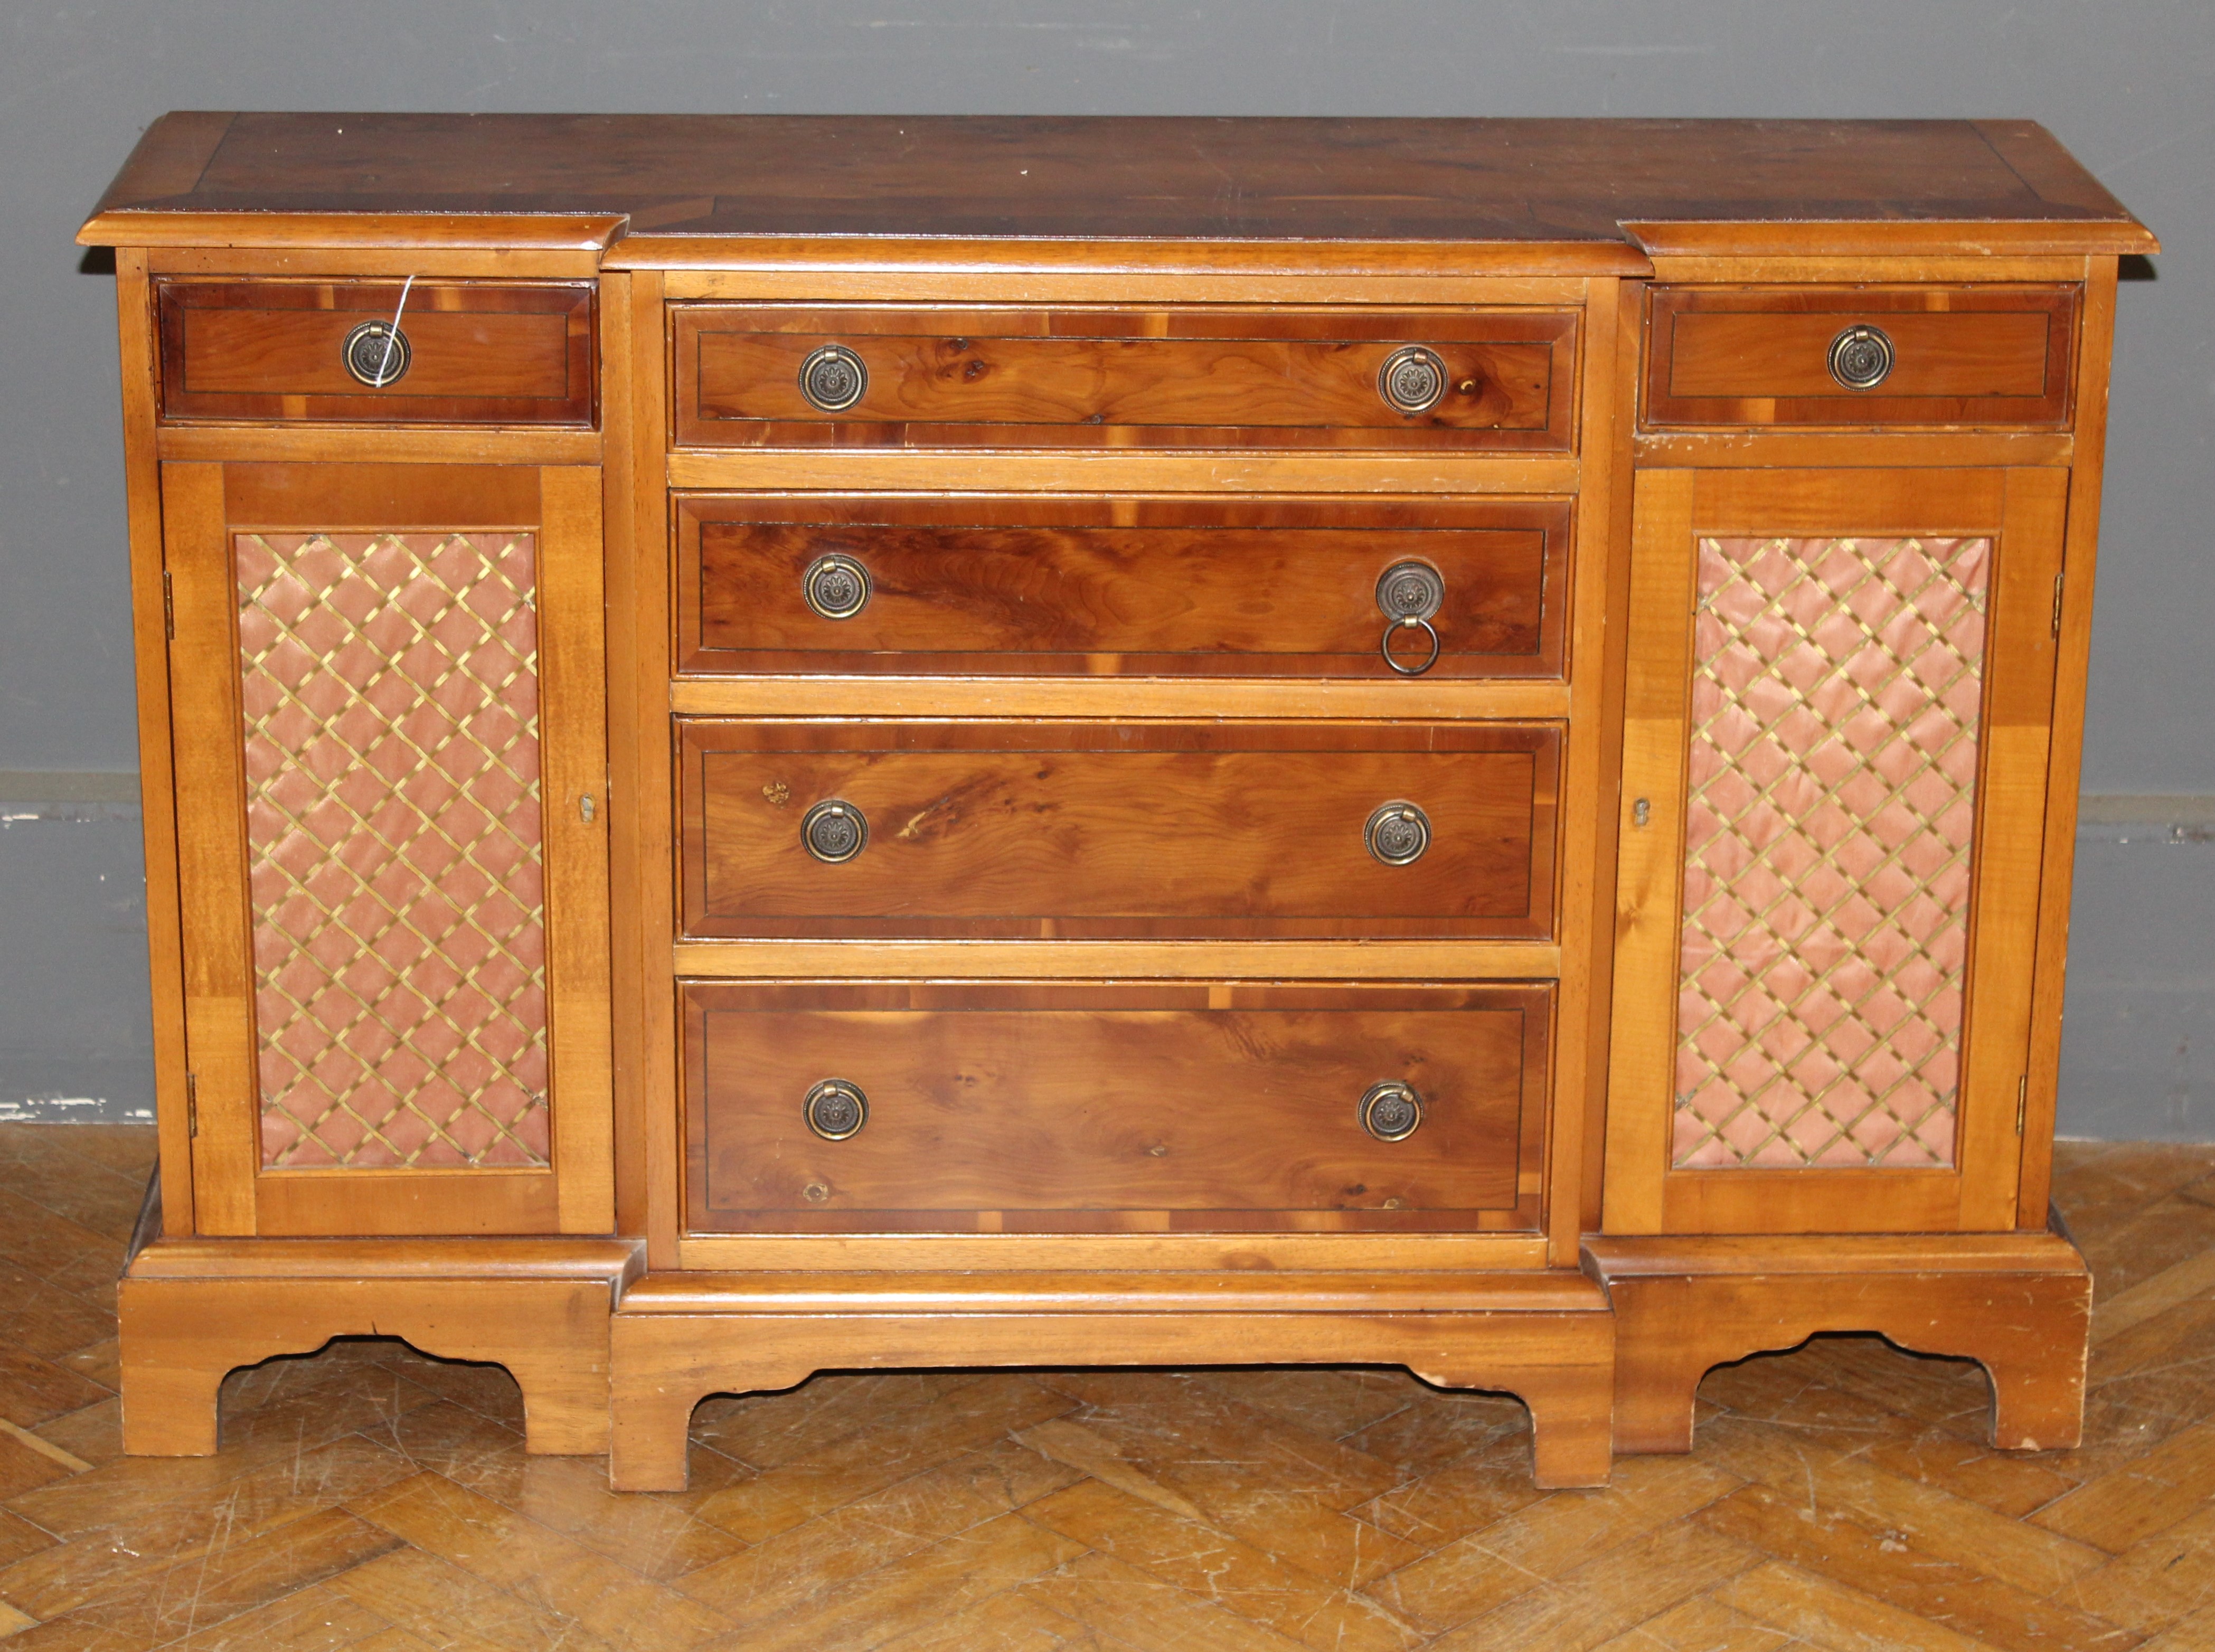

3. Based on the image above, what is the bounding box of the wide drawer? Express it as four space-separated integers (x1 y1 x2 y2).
676 494 1569 679
672 306 1578 450
156 279 597 424
1643 285 2076 427
679 719 1559 940
684 980 1550 1234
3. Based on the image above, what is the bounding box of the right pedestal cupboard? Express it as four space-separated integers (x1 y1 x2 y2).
83 115 2155 1487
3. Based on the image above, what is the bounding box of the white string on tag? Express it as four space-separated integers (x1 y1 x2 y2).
376 274 416 386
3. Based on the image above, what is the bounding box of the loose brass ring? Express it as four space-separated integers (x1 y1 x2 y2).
1381 616 1441 676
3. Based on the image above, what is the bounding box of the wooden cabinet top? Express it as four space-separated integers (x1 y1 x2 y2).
82 112 2154 262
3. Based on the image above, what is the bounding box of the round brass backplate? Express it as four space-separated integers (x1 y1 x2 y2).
1827 324 1896 391
803 1078 869 1140
1377 345 1448 414
799 343 869 412
1375 560 1446 623
800 799 869 863
802 553 872 619
342 320 411 388
1364 800 1431 865
1359 1080 1424 1141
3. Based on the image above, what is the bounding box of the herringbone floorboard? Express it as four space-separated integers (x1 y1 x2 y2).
2 1123 2211 1648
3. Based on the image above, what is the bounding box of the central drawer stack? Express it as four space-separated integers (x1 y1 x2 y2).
661 295 1593 1252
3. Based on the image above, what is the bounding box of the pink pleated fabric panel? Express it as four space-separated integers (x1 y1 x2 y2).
1674 535 1989 1169
236 532 549 1169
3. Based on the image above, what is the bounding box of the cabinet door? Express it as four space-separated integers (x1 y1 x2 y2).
1605 468 2067 1234
164 462 611 1235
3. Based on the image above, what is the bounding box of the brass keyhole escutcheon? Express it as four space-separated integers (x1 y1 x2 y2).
1360 1081 1424 1141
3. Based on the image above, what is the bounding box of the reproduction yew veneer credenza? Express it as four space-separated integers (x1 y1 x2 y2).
79 114 2157 1488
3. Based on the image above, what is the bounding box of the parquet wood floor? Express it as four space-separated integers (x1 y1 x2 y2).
3 1126 2213 1648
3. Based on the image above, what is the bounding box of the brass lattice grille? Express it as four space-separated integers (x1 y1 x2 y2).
1674 536 1989 1169
237 532 550 1169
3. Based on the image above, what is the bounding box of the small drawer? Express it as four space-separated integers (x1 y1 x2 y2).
684 979 1550 1234
672 305 1578 450
1643 286 2076 427
679 719 1558 940
156 279 597 425
676 494 1569 679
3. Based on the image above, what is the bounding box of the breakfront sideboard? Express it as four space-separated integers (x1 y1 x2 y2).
81 115 2154 1488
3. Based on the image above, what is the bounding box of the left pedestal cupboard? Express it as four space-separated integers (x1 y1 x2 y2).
82 114 2154 1487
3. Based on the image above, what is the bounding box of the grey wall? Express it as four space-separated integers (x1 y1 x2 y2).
3 2 2210 1133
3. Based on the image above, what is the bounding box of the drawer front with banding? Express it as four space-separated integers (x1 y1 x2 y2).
672 305 1579 450
684 979 1551 1234
675 494 1569 680
678 719 1559 940
1643 285 2077 427
156 279 598 425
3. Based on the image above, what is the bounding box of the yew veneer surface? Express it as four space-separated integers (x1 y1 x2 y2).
81 113 2155 254
677 495 1568 679
674 306 1575 449
678 721 1559 940
683 981 1549 1233
1645 284 2080 427
157 278 597 425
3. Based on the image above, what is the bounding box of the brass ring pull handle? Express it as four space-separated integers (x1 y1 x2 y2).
1376 560 1445 677
1827 324 1896 390
1364 800 1431 866
1360 1080 1424 1141
800 799 869 863
803 1078 869 1140
342 320 411 386
342 274 417 388
802 554 872 620
1378 345 1448 414
799 343 869 412
1380 616 1441 676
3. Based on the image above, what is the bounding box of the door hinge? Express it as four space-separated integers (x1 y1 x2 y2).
2052 571 2066 637
162 569 175 641
2016 1074 2029 1136
185 1071 199 1138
